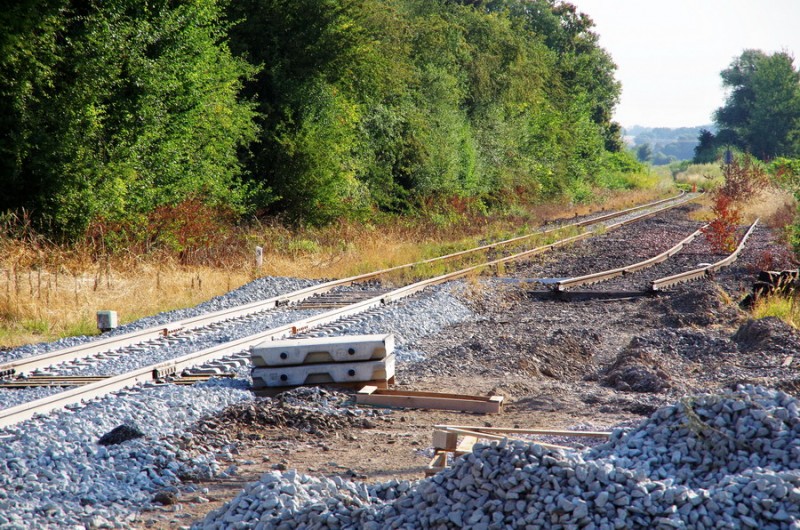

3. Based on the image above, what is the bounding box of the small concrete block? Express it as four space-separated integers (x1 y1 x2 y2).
96 310 118 332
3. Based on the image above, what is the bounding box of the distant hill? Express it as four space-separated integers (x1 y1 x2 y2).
623 125 715 165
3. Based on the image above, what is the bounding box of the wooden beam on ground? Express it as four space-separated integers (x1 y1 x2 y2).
426 452 448 476
433 427 570 451
434 424 611 438
356 386 503 414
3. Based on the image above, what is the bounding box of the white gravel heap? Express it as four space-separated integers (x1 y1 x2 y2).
194 385 800 529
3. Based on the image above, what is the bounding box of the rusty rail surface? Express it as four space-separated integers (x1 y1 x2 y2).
651 219 759 292
555 226 706 292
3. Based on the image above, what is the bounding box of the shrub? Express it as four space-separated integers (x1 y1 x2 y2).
701 154 767 253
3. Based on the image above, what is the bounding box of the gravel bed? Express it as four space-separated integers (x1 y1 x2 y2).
294 285 474 363
0 279 474 527
193 385 800 530
0 386 72 410
0 379 252 529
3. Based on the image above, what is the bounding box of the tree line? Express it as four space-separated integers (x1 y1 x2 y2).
1 0 632 243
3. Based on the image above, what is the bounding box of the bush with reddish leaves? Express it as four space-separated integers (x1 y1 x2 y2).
702 154 766 253
86 198 240 265
701 194 742 253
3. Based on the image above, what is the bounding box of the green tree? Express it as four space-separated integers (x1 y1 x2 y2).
693 129 718 163
0 0 67 220
636 143 652 162
714 49 800 160
0 0 258 239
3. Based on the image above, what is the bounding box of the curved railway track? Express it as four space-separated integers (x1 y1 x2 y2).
0 192 706 428
650 219 759 291
551 219 760 293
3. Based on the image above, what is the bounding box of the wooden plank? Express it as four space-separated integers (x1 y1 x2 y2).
455 435 478 454
356 390 503 414
783 356 794 368
435 424 611 438
359 387 502 401
426 452 448 476
440 427 569 450
356 387 503 414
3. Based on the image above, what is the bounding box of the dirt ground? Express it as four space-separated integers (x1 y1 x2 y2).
139 204 800 528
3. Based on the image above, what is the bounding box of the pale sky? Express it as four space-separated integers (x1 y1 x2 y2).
570 0 800 128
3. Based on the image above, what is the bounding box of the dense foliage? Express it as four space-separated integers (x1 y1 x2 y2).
0 0 259 240
1 0 632 242
694 50 800 163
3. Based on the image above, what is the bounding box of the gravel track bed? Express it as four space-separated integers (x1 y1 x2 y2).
3 196 797 530
0 282 474 528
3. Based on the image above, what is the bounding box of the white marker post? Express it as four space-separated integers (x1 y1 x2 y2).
255 246 264 270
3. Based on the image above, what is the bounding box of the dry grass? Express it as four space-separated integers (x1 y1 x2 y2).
752 294 799 328
741 187 797 227
686 183 797 228
674 163 724 190
0 186 674 348
0 260 253 347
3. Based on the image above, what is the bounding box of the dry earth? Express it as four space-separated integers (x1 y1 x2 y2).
139 204 800 528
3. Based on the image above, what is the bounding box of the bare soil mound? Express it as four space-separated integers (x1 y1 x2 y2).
599 343 672 393
733 316 800 356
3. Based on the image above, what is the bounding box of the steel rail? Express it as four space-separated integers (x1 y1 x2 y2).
555 226 706 291
0 192 688 378
650 219 760 291
0 193 696 428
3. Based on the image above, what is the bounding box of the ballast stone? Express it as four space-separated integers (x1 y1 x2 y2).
194 385 800 529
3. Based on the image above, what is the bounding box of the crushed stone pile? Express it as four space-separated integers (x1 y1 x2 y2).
184 387 386 448
194 385 800 529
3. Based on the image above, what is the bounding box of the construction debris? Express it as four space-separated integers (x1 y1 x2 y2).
194 385 800 529
428 424 610 475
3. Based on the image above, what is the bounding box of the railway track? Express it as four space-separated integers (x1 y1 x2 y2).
548 218 759 294
0 192 701 428
553 225 706 291
0 191 688 381
650 219 759 291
